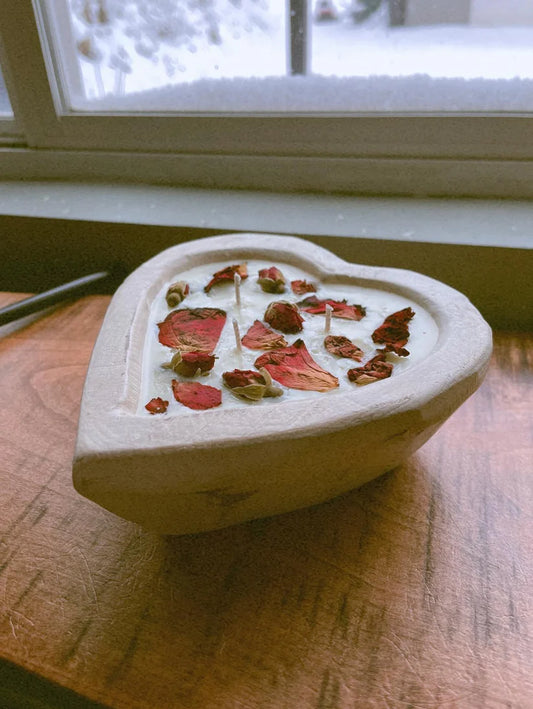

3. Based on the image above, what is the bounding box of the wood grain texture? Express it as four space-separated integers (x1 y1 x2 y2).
0 292 531 709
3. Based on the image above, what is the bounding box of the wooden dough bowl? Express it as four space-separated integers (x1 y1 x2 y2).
73 234 492 534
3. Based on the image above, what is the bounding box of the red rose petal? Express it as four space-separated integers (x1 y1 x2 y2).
172 380 222 410
298 296 366 321
145 397 169 414
255 339 338 392
347 353 393 385
157 308 226 352
372 307 415 356
241 320 288 350
324 335 364 362
204 264 248 293
291 280 317 295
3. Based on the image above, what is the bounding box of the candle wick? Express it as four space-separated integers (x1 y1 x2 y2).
232 318 243 354
234 272 241 307
325 304 333 334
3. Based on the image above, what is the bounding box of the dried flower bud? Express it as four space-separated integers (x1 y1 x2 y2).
162 351 216 377
264 301 304 334
222 368 283 401
145 397 169 414
165 281 190 308
257 266 286 294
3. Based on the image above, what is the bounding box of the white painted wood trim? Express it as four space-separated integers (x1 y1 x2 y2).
0 180 532 249
4 149 533 200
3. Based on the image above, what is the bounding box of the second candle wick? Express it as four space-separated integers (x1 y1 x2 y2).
234 272 242 307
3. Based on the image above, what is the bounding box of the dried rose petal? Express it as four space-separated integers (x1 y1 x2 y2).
163 351 216 377
145 397 169 414
241 320 288 350
204 264 248 293
347 353 393 385
298 296 366 321
291 279 317 295
324 335 364 362
264 301 304 334
257 266 286 294
222 368 282 401
255 339 338 392
172 380 222 410
158 308 226 352
165 281 190 308
372 307 415 356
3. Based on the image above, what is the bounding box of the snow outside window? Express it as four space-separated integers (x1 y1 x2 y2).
44 0 533 113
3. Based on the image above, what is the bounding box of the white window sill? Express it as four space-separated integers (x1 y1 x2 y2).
0 180 531 250
0 181 530 330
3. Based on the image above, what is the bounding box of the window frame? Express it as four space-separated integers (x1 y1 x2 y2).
1 0 533 196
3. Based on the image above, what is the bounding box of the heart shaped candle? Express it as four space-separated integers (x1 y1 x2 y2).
73 234 492 534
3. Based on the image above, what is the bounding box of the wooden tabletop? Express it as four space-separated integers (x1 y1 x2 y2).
0 292 531 709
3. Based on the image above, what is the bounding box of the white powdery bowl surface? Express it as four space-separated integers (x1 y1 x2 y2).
73 234 492 534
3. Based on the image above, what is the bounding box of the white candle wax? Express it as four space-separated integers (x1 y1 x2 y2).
140 259 439 414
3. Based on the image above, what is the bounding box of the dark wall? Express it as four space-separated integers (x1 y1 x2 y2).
1 215 531 329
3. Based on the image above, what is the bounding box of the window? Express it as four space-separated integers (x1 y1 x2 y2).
0 65 12 116
0 51 18 140
1 0 533 196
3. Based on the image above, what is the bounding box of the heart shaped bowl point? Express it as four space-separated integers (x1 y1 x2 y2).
73 234 492 534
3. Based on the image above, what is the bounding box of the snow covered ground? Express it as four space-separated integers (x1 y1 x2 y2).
57 1 533 112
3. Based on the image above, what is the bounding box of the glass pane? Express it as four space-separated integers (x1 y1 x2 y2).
43 0 533 112
46 0 287 109
0 62 13 116
313 0 533 79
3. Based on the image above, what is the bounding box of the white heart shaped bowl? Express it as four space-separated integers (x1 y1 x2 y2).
73 234 492 534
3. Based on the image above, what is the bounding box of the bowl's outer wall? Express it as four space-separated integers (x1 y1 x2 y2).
73 234 493 534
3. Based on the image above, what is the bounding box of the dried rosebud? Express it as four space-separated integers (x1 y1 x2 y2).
255 339 338 392
165 281 190 308
347 353 393 385
172 380 222 410
162 351 216 377
372 307 415 356
298 296 366 321
222 368 282 401
291 279 317 295
145 397 169 414
158 308 226 353
204 264 248 293
257 266 286 294
241 320 288 350
264 301 304 334
324 335 364 362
